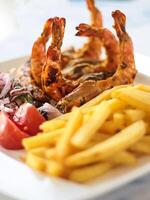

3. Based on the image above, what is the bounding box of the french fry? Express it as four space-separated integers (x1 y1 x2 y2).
69 162 112 183
124 109 146 124
45 148 56 159
56 107 83 159
81 105 98 114
81 85 128 108
30 147 49 157
40 119 66 132
113 88 150 113
83 113 92 123
135 84 150 93
84 133 109 149
23 129 63 150
113 112 125 128
108 151 137 165
81 89 111 108
141 136 150 144
100 120 119 135
46 161 64 177
71 99 124 148
92 133 109 142
111 85 134 98
26 153 46 171
130 142 150 155
147 124 150 134
101 113 125 134
24 84 150 183
66 120 146 167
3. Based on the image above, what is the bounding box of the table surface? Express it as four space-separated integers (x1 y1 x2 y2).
0 0 150 200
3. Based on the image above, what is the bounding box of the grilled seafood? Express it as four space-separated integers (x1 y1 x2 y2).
61 0 102 68
41 17 78 101
16 7 136 114
31 18 53 85
63 0 121 81
76 23 120 73
41 17 117 101
75 0 102 60
57 10 137 113
19 0 103 103
65 23 120 80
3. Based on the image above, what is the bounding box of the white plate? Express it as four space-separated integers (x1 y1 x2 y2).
0 53 150 200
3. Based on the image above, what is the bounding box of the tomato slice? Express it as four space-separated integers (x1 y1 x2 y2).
13 103 45 136
0 112 29 150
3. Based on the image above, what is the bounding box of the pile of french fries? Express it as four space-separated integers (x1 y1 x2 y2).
23 84 150 183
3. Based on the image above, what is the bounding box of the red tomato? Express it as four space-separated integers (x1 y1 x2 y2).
0 112 29 150
13 103 45 136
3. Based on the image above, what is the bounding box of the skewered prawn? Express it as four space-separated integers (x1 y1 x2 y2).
57 10 137 113
31 18 53 85
41 17 78 101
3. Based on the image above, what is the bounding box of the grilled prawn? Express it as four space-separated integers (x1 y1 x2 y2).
57 10 137 113
31 18 53 85
61 0 102 68
65 23 120 81
41 17 120 101
41 17 78 101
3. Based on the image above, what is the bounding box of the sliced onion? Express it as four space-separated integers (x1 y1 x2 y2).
38 103 62 120
0 73 12 98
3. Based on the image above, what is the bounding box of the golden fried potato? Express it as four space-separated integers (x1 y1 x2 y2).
23 84 150 183
108 151 137 165
113 88 150 113
124 109 146 124
56 107 83 159
23 129 63 150
46 161 64 177
71 99 124 148
45 148 56 159
135 84 150 93
66 120 146 167
130 142 150 155
30 147 49 157
26 153 46 171
113 112 125 128
40 119 66 132
69 162 112 183
82 85 129 108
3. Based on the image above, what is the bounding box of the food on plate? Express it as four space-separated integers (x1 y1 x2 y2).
70 99 125 148
31 18 54 85
23 84 150 183
13 103 45 136
0 103 48 149
0 0 149 185
0 112 29 149
13 6 136 114
61 0 103 67
66 120 146 167
41 17 77 101
57 10 137 112
0 0 138 150
112 87 150 113
23 129 63 150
